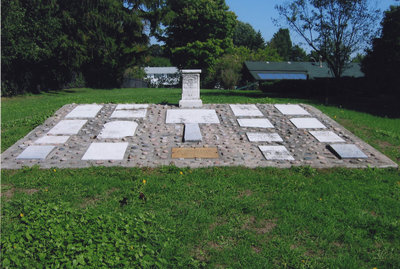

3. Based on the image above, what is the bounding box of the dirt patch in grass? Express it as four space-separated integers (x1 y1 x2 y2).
192 245 209 262
252 245 262 253
237 189 253 198
1 185 39 200
332 241 344 248
242 216 277 234
209 217 227 231
80 187 119 208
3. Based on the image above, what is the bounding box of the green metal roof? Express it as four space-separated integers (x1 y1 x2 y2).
245 61 364 80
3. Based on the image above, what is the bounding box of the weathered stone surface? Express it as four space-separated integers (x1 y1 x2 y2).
166 109 219 124
82 142 128 160
274 104 310 115
246 132 283 142
115 104 149 110
16 145 55 159
309 131 345 143
48 120 87 135
184 123 202 142
180 70 202 108
328 144 368 159
65 104 103 118
237 118 274 128
111 109 147 118
98 121 138 139
34 136 70 144
259 145 294 160
172 147 218 159
290 118 326 129
230 104 263 117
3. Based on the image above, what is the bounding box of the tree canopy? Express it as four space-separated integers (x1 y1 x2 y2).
233 21 265 50
276 0 380 78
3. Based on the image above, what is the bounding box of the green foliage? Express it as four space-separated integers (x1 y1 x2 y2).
233 21 265 50
276 0 380 77
269 28 292 61
123 66 146 79
362 5 400 96
163 0 237 87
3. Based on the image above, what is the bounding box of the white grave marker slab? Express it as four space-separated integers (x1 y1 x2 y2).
259 145 294 161
328 144 368 159
110 109 147 118
230 104 263 117
65 104 103 118
179 70 203 108
48 120 87 135
246 132 283 142
82 142 128 160
274 104 310 115
115 104 149 110
309 131 345 143
166 109 219 124
16 145 55 160
98 121 138 139
34 136 70 145
237 118 274 128
290 118 326 129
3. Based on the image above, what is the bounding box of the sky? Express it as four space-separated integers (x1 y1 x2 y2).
225 0 398 49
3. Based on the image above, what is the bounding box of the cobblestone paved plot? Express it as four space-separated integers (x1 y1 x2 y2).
1 103 397 169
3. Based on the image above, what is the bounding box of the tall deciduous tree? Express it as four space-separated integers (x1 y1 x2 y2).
276 0 380 78
362 5 400 95
233 21 265 50
162 0 236 86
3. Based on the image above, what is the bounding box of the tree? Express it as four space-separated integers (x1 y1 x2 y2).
162 0 237 86
276 0 380 78
233 21 265 50
269 28 292 61
362 5 400 95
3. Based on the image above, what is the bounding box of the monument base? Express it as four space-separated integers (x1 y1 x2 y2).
179 99 203 108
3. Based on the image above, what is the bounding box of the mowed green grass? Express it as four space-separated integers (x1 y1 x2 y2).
1 88 400 268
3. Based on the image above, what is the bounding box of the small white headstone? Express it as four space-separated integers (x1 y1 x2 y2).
166 109 219 124
98 121 138 139
16 145 55 159
65 104 103 118
274 104 310 115
246 132 283 142
48 120 87 135
179 70 202 108
34 136 70 145
237 118 274 128
230 104 263 117
309 131 345 143
259 145 294 160
290 118 326 129
82 142 128 160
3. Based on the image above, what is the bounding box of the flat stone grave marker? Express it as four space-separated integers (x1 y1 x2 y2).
65 104 103 118
230 104 263 117
328 144 368 159
82 142 128 160
34 135 70 145
290 118 326 129
48 120 87 135
246 132 283 142
184 123 202 142
98 121 138 139
115 104 149 110
166 109 220 124
259 145 294 161
237 118 274 128
172 147 219 159
179 70 202 108
309 131 345 143
111 104 148 118
16 145 55 160
275 104 310 115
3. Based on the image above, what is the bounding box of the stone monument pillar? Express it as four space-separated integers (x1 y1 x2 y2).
179 69 202 108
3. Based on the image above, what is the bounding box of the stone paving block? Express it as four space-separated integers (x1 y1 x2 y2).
98 121 138 139
172 147 218 158
309 131 345 143
34 135 70 145
166 109 220 124
65 104 103 118
259 145 294 160
290 118 326 129
48 120 87 135
237 118 274 128
16 145 55 159
115 104 149 110
82 142 128 160
184 123 202 142
230 104 263 117
274 104 310 115
111 109 147 118
328 144 367 159
246 132 283 142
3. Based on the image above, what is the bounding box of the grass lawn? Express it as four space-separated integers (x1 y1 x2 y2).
2 88 400 268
